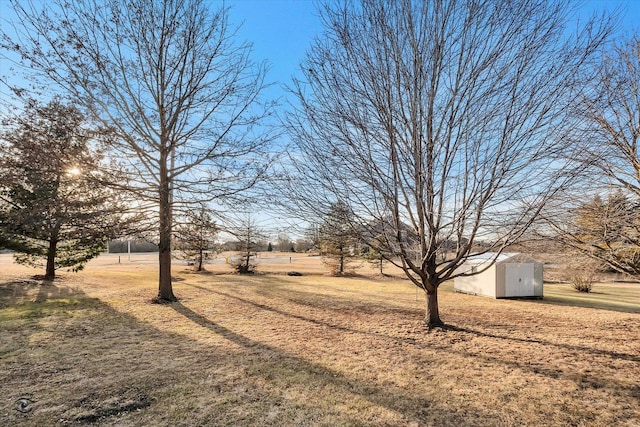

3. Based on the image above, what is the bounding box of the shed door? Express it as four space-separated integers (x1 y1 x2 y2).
504 263 534 297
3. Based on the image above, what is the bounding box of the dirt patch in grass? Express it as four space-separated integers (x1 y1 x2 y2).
69 389 151 423
1 255 639 426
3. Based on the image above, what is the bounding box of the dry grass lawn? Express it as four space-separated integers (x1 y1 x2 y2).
1 253 639 426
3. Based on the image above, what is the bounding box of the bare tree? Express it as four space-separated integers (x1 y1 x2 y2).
546 191 640 276
228 214 265 274
276 234 294 252
540 35 640 276
284 0 612 327
2 0 274 301
574 35 640 197
294 238 315 253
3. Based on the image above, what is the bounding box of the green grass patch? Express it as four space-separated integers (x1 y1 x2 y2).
542 282 640 313
0 297 102 321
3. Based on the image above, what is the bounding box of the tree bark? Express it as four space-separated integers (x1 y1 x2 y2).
157 162 176 301
197 234 204 271
425 288 444 328
197 249 203 272
44 239 57 280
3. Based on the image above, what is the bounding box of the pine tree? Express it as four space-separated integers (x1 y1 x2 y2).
318 201 359 275
570 191 640 274
174 208 218 271
364 247 386 276
0 100 126 279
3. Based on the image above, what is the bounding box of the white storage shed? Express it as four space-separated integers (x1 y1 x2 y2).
454 253 543 299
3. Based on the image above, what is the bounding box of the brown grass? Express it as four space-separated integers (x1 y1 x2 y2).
1 253 639 426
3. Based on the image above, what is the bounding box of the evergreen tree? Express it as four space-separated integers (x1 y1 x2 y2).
364 247 386 276
175 208 218 271
318 201 359 275
0 100 126 279
569 191 640 274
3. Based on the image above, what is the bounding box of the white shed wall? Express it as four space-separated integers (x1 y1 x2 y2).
455 256 543 298
454 264 497 298
504 263 534 297
533 263 544 297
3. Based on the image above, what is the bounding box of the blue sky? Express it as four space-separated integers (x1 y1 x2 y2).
0 0 322 107
2 0 639 105
225 0 323 101
221 0 640 236
224 0 640 103
1 0 639 237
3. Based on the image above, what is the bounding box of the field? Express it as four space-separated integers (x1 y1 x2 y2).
1 252 639 426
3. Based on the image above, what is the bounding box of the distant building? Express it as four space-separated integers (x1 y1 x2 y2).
108 239 159 253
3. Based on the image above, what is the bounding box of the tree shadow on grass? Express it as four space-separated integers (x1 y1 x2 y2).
0 277 80 308
442 323 640 363
534 294 640 314
437 324 640 402
0 280 154 426
34 278 80 303
169 300 488 426
258 292 640 398
176 281 640 404
3 274 638 425
0 279 37 308
183 281 640 363
181 282 372 334
183 281 419 325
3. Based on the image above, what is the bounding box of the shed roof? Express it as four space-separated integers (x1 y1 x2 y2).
463 252 539 266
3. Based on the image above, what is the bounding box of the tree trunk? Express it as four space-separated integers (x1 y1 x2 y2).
425 287 444 328
197 248 203 271
197 235 204 271
157 164 176 301
44 239 57 280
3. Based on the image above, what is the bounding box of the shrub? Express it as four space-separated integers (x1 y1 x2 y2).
571 275 593 293
232 256 256 274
